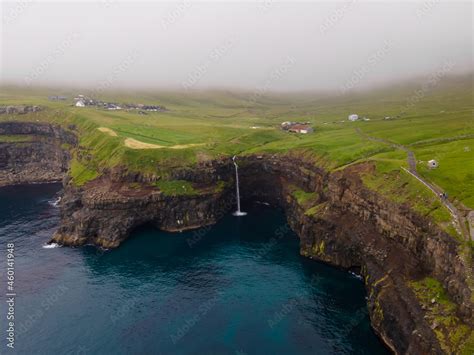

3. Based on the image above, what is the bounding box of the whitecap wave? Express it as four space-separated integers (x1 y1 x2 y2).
349 271 363 280
42 243 60 249
48 196 62 207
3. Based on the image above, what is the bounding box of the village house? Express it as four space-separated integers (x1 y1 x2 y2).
288 124 313 134
74 95 97 107
123 103 167 112
105 103 122 110
72 94 167 113
281 121 314 134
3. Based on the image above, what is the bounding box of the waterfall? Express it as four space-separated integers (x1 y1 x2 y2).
232 155 247 216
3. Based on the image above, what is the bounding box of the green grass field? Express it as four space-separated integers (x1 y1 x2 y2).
0 74 472 216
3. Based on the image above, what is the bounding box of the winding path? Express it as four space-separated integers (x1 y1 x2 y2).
355 128 471 241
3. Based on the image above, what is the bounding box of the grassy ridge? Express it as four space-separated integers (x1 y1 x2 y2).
0 75 472 213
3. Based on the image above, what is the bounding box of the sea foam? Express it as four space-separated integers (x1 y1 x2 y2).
42 243 60 249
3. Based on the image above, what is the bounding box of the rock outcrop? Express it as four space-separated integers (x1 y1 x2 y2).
0 105 42 115
52 179 233 248
0 121 76 186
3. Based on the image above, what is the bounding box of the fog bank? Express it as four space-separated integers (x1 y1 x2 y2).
1 1 472 92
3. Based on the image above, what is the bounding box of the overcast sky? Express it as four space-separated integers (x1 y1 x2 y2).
1 1 472 92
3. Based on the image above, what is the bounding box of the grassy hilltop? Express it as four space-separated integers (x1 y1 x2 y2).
0 74 473 230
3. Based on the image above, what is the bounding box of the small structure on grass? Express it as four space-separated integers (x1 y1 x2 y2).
348 114 359 121
281 121 313 134
123 103 167 112
427 159 439 169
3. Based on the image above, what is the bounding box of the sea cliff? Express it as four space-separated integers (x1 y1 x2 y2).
0 121 76 186
0 121 472 354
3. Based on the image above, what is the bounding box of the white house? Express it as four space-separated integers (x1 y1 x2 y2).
348 114 359 121
107 104 122 110
288 124 314 134
428 159 439 169
75 100 85 107
280 121 292 129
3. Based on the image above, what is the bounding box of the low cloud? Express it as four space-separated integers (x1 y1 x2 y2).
1 1 472 92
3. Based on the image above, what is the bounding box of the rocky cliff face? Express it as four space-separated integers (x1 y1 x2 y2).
50 153 473 354
1 125 469 354
238 155 473 354
52 178 234 248
0 121 76 186
51 157 239 247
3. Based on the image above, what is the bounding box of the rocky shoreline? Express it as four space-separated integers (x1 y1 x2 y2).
1 121 472 354
240 155 473 354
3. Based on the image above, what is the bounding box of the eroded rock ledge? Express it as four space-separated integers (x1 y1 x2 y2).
50 154 473 354
0 105 42 115
0 121 77 186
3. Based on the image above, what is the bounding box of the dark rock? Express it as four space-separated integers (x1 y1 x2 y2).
0 105 42 115
0 121 77 186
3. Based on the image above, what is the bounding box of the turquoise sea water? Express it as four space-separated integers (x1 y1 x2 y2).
0 184 388 354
